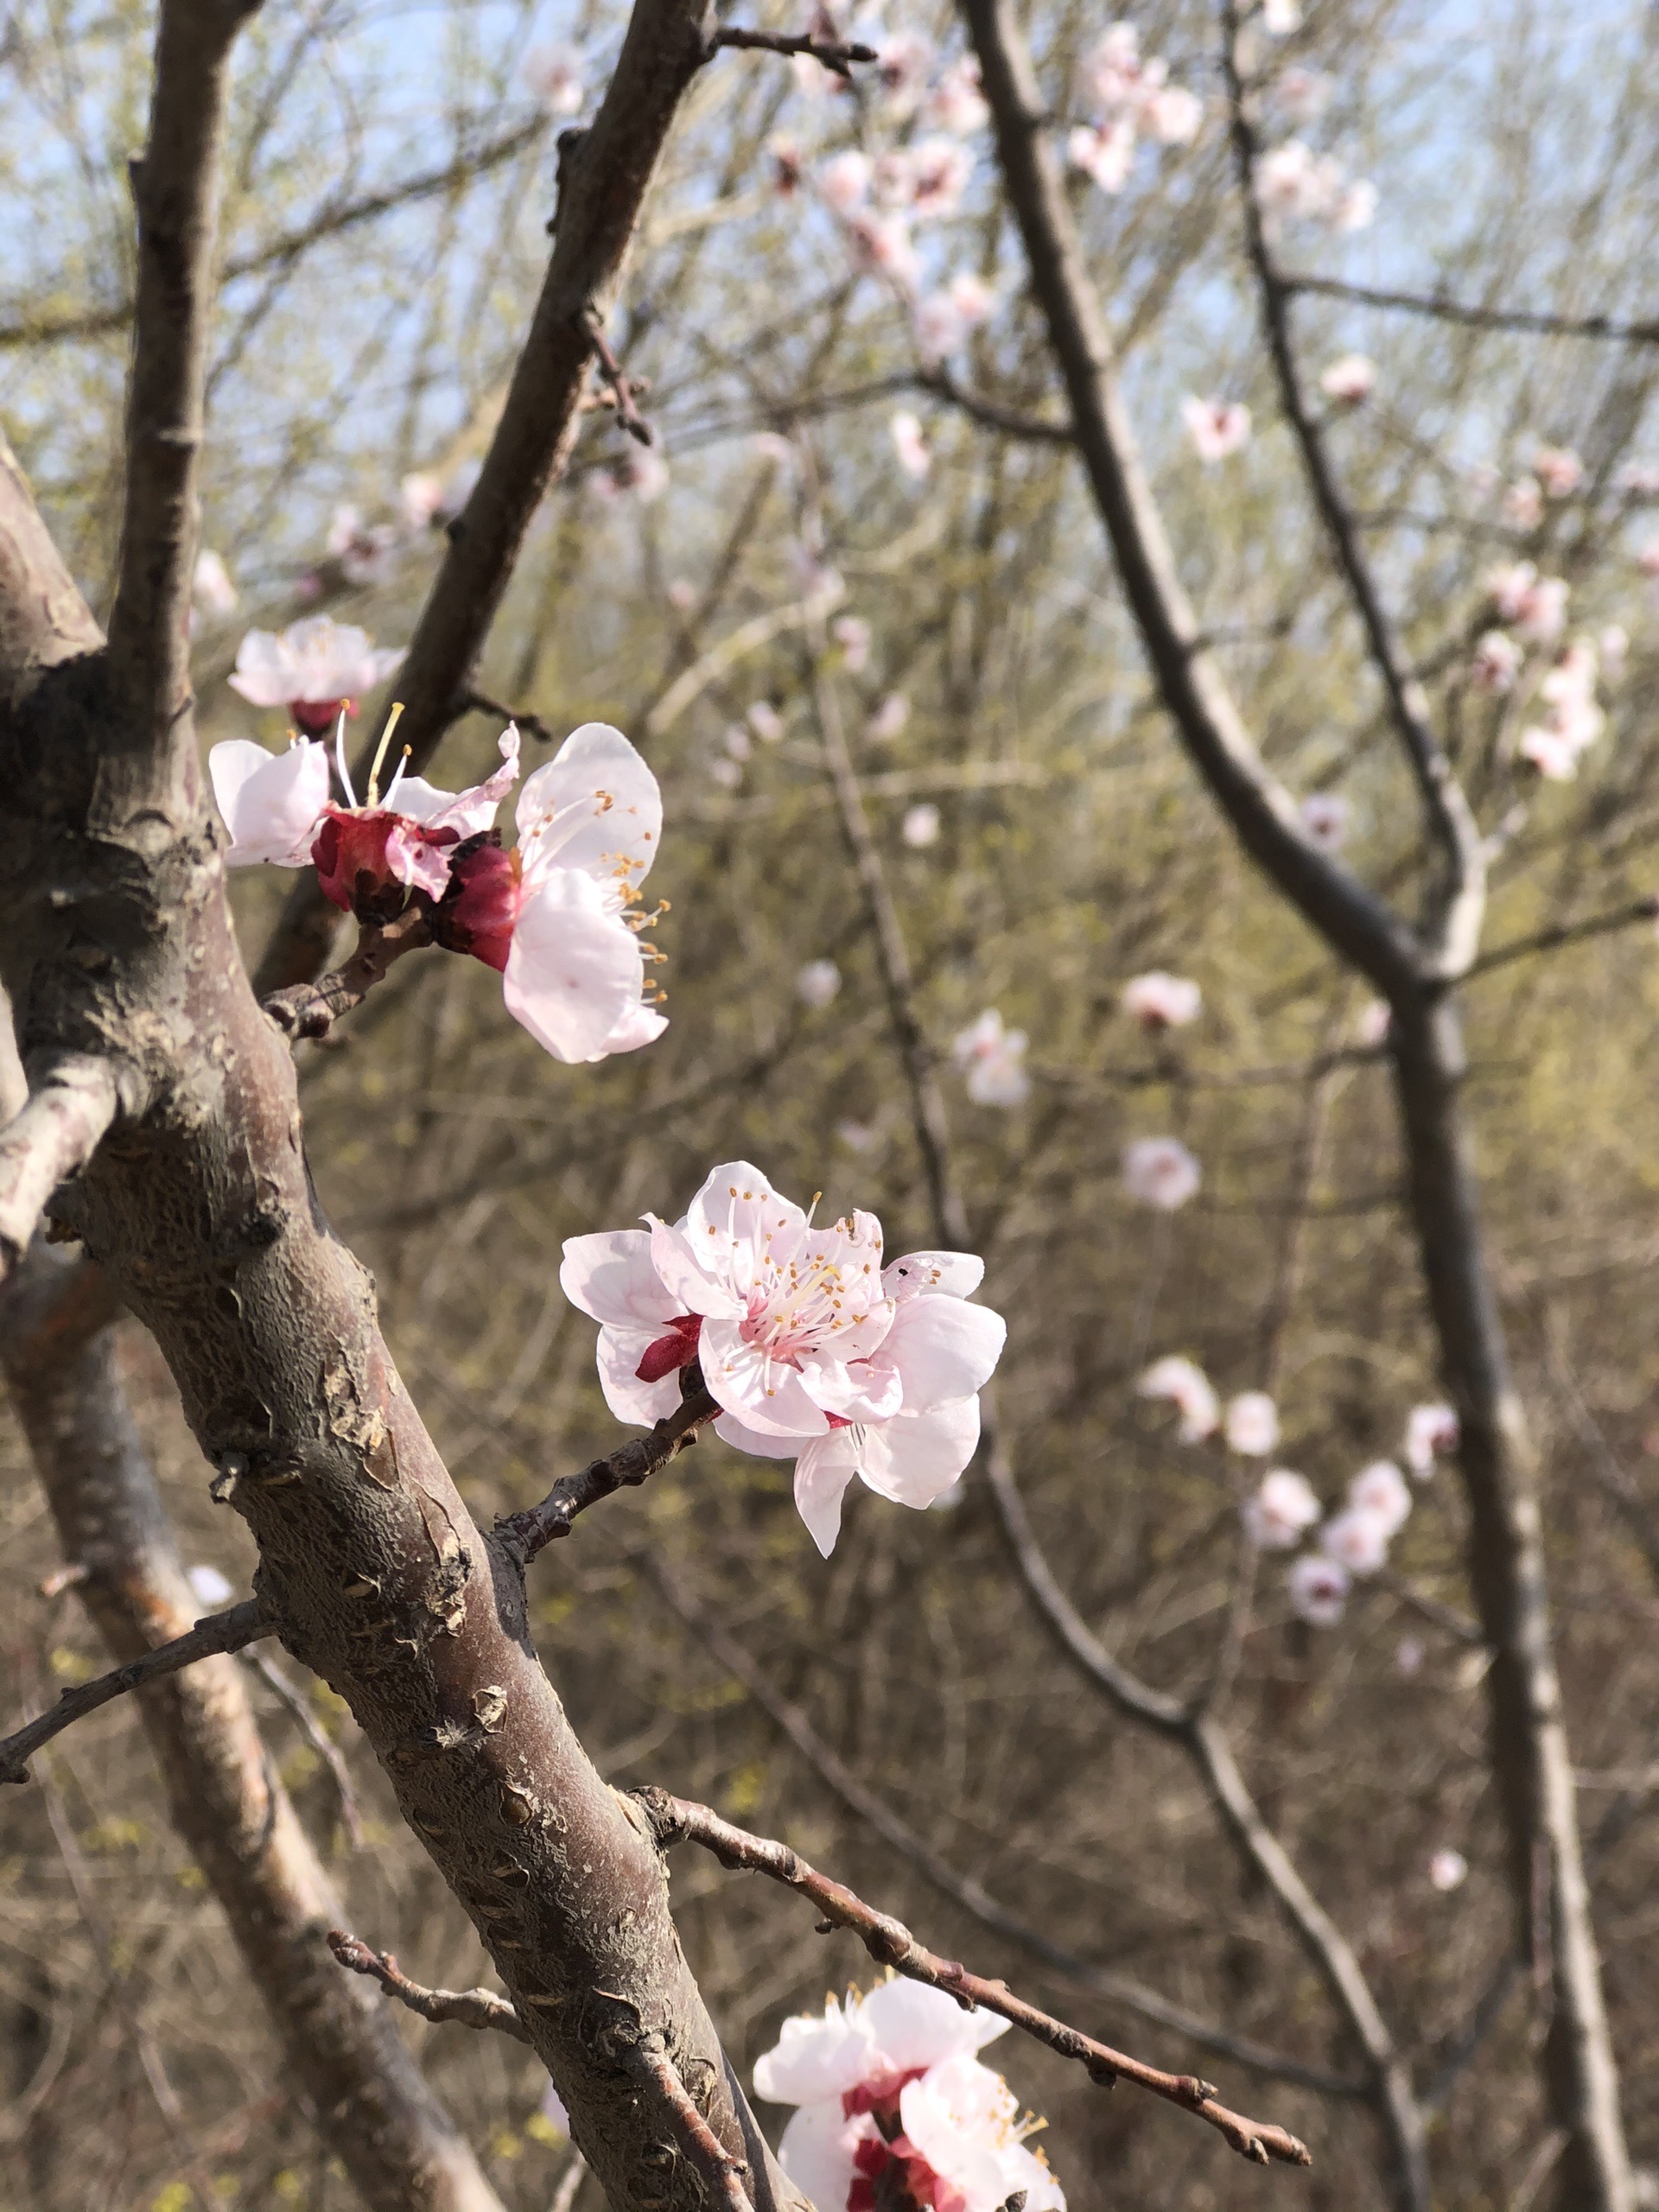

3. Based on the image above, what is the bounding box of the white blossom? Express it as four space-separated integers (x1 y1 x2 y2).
1122 1137 1200 1211
1138 1355 1220 1443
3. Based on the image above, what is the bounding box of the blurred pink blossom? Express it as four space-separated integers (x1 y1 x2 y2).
1122 970 1201 1030
953 1009 1029 1105
1138 1355 1221 1442
1122 1137 1201 1211
891 410 932 479
1319 353 1376 405
1225 1391 1280 1457
1289 1553 1349 1625
1181 396 1251 463
1243 1469 1322 1549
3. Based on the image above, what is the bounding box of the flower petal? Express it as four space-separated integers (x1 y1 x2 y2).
799 1354 905 1424
517 722 662 893
595 1326 684 1425
501 868 646 1063
645 1218 747 1319
713 1412 803 1460
558 1230 677 1328
882 1250 985 1302
208 738 331 865
856 1396 982 1506
754 2000 877 2105
859 1982 1009 2073
779 2102 878 2211
395 725 521 835
700 1320 830 1438
793 1430 861 1555
877 1294 1006 1413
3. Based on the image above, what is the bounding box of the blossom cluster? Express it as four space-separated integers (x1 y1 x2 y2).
1253 137 1376 237
1066 22 1203 196
559 1162 1006 1554
1138 1356 1459 1624
209 618 667 1064
754 1980 1063 2212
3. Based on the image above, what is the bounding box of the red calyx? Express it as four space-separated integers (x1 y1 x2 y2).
293 696 349 735
635 1313 702 1382
431 834 521 971
313 807 460 926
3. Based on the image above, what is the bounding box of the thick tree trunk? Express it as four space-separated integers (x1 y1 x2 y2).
0 1242 508 2212
1390 997 1630 2212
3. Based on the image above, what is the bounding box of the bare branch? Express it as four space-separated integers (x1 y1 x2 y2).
0 1601 270 1783
1222 21 1485 981
959 0 1423 1003
639 1790 1311 2169
244 1649 365 1848
106 0 262 747
1467 896 1659 980
0 1054 124 1277
460 688 559 745
1281 272 1659 347
709 26 878 74
918 365 1075 444
645 1550 1361 2098
261 906 433 1043
634 2045 756 2212
579 308 655 445
256 0 717 996
328 1932 531 2041
497 1376 718 1563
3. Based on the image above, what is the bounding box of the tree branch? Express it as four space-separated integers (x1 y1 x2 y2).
255 0 718 995
1281 272 1659 348
959 0 1423 1002
0 1601 270 1783
328 1931 531 2040
497 1376 718 1563
261 906 433 1042
0 1054 125 1277
106 0 262 749
639 1790 1310 2169
709 27 878 74
1222 19 1485 982
1466 896 1659 980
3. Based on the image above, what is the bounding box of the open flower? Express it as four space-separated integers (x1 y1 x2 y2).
1225 1390 1280 1456
1346 1459 1412 1537
1289 1552 1349 1625
227 617 404 734
1319 1504 1391 1576
1300 791 1350 850
952 1010 1029 1106
1122 1137 1200 1210
1404 1402 1458 1477
1122 971 1201 1030
560 1165 1005 1555
1181 397 1250 463
1319 353 1376 405
1243 1469 1321 1550
756 1982 1062 2212
1138 1354 1220 1441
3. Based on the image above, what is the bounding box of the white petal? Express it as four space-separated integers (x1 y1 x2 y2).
595 1327 685 1425
501 868 645 1064
753 2001 877 2105
856 1396 982 1506
598 1000 669 1055
517 722 662 892
799 1355 905 1424
397 725 521 835
208 738 330 865
878 1294 1006 1412
701 1320 830 1438
883 1250 984 1302
645 1218 747 1319
793 1431 861 1555
384 817 454 899
684 1162 804 1289
713 1412 804 1460
558 1230 677 1328
859 1981 1010 2072
778 2102 876 2212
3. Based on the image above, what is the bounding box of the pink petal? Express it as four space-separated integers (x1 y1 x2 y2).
558 1230 677 1328
501 868 645 1063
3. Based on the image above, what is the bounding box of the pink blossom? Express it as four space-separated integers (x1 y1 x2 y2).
833 615 872 672
186 1563 233 1607
1357 998 1392 1047
326 503 398 588
563 1168 1005 1555
838 1120 879 1153
1288 1553 1349 1625
818 149 873 215
875 32 934 118
1471 631 1522 693
1181 397 1251 463
868 693 912 741
1068 119 1136 194
907 138 973 219
1276 67 1331 123
1300 791 1350 851
749 701 785 744
1262 0 1302 32
767 135 804 196
723 726 753 766
1319 353 1376 405
1122 1137 1200 1211
848 210 918 287
1082 23 1143 111
890 410 931 480
924 59 989 137
1138 1355 1220 1443
1404 1402 1459 1477
1243 1469 1321 1549
1147 85 1203 146
521 40 584 114
1346 1459 1411 1537
914 272 995 360
1332 178 1377 232
1428 1849 1469 1893
1533 445 1584 499
398 473 446 530
1485 561 1568 640
1225 1391 1280 1457
1637 536 1659 579
1519 725 1580 781
1122 970 1201 1030
902 803 941 848
1319 1504 1390 1576
798 959 842 1009
1617 460 1659 499
953 1010 1029 1106
1395 1635 1426 1677
228 616 404 734
192 548 237 619
1503 477 1543 531
668 578 696 613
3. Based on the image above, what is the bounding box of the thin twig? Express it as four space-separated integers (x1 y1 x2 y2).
634 2046 755 2212
459 687 557 745
1281 272 1659 347
1466 895 1659 980
0 1601 270 1783
710 25 878 76
327 1931 530 2040
245 1649 365 1847
261 908 432 1042
639 1790 1311 2168
579 310 654 446
0 1054 124 1276
496 1375 718 1563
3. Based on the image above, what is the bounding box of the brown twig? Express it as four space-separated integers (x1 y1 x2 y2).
638 1789 1310 2169
458 687 558 745
579 309 654 446
261 907 433 1042
1280 272 1659 348
635 2045 756 2212
327 1932 530 2041
0 1053 125 1276
245 1649 365 1847
497 1375 718 1563
710 25 878 76
0 1600 270 1783
1466 895 1659 980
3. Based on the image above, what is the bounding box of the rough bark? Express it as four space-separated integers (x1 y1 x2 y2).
0 1239 510 2212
